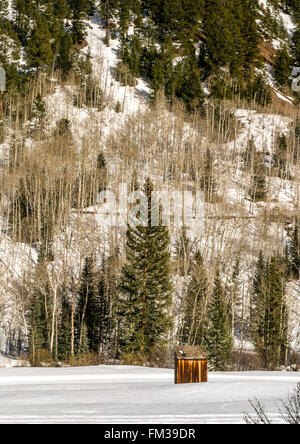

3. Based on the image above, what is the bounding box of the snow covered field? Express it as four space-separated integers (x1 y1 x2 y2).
0 366 298 424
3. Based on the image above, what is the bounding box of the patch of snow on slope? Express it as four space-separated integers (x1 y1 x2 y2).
227 109 291 154
84 16 151 115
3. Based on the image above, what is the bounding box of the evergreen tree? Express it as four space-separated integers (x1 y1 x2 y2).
181 251 208 346
229 258 243 338
78 322 89 357
69 0 90 43
13 0 33 44
32 93 47 126
119 178 173 356
97 258 113 355
204 270 233 370
57 293 72 362
290 221 300 277
53 0 69 19
292 19 300 64
99 0 119 45
26 16 54 68
174 57 204 113
251 253 289 369
274 45 291 87
56 31 74 79
28 246 52 364
76 254 100 354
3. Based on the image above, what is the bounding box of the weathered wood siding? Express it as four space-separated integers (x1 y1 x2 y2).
175 359 207 384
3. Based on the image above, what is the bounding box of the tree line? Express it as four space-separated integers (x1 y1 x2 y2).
27 177 300 370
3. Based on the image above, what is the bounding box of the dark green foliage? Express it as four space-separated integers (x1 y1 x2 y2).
76 254 100 353
251 253 289 369
274 45 291 87
290 221 300 277
293 19 300 64
201 0 260 78
56 31 74 80
28 246 52 364
119 178 173 356
170 57 205 113
69 0 90 43
32 94 47 125
229 258 243 338
180 251 208 346
53 0 70 19
205 270 233 371
97 260 113 355
26 16 54 68
75 254 113 356
57 294 72 362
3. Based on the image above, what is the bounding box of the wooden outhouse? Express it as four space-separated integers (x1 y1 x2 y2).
174 346 208 384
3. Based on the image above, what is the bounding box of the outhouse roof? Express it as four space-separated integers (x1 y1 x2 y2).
174 345 208 360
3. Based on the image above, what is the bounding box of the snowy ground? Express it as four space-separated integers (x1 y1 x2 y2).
0 366 298 424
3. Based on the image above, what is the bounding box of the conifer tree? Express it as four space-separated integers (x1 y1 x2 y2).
274 45 291 87
76 254 100 354
32 94 47 127
13 0 33 44
78 322 89 357
99 0 118 45
28 246 52 364
97 258 113 355
56 31 74 79
26 16 54 68
290 221 300 277
53 0 69 19
176 57 204 113
251 253 289 369
229 258 243 338
181 251 208 346
204 270 233 370
69 0 90 43
119 178 173 356
57 293 72 362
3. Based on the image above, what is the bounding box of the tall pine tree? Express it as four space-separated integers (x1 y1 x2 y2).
119 178 173 357
204 270 233 370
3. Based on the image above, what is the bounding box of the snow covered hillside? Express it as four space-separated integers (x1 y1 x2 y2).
0 366 298 424
1 3 300 365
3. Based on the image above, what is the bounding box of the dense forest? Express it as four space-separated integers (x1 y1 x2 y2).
0 0 299 371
